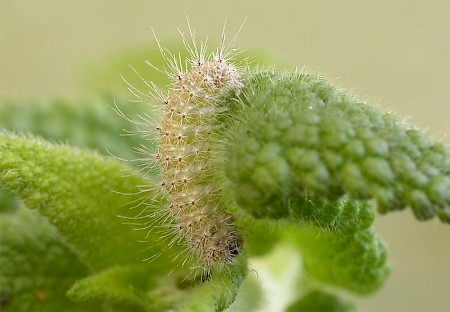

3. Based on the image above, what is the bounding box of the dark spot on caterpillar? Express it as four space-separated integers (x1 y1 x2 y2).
228 236 244 259
200 271 212 282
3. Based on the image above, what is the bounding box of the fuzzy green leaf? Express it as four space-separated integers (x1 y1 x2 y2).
0 208 93 311
0 132 174 272
0 98 156 215
68 263 201 311
287 290 356 312
176 258 248 312
296 226 390 294
240 215 390 295
225 273 263 312
67 265 153 311
0 187 20 214
287 196 375 233
0 99 149 162
222 72 450 223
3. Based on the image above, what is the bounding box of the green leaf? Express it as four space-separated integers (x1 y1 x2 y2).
0 207 93 311
67 265 153 311
176 258 248 312
0 187 20 214
287 196 375 233
225 273 263 312
68 263 211 311
240 215 390 295
222 72 450 223
0 132 176 272
295 226 390 294
0 99 151 162
287 290 356 312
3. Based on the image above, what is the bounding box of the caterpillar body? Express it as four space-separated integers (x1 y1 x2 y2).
146 28 244 269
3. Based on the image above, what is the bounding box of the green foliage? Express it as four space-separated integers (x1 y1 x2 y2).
0 95 154 215
0 133 169 271
294 225 389 294
0 132 245 311
0 99 148 162
67 265 154 310
225 273 263 312
287 197 375 232
221 72 450 223
287 290 356 312
0 207 93 311
238 214 389 296
1 45 449 311
176 259 247 312
0 188 20 213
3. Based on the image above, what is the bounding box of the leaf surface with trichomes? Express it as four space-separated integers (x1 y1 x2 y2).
221 72 450 223
0 133 174 271
0 208 93 311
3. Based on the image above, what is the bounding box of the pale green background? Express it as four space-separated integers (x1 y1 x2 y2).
1 1 449 311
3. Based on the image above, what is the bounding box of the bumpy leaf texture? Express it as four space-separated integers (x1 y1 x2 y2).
0 208 93 311
239 211 389 296
0 98 153 213
221 72 450 223
0 133 192 310
287 290 356 312
0 132 249 311
0 133 167 270
0 99 148 161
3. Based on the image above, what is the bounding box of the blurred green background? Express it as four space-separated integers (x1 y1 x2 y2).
1 1 449 311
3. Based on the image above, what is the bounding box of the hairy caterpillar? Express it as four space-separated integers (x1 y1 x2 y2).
123 23 245 270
